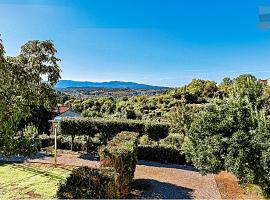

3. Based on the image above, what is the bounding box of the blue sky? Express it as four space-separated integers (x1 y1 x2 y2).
0 0 270 87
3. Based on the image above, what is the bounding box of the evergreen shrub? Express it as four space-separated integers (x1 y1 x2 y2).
99 131 139 198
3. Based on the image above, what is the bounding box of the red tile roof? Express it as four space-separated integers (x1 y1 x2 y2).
59 106 69 114
53 106 69 114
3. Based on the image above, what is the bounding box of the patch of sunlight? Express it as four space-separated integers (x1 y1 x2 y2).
0 163 71 199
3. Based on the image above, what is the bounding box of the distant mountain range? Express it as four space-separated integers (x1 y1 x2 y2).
55 80 168 89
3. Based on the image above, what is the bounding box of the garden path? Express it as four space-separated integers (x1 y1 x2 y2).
26 151 221 199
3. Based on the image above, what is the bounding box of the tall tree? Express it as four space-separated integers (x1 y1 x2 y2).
0 37 61 157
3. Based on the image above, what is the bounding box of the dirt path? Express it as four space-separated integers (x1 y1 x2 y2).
27 151 221 199
28 151 100 168
133 161 221 199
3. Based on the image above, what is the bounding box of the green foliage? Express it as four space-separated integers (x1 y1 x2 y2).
182 79 270 197
166 79 218 103
218 77 233 95
187 79 218 98
159 133 184 149
138 144 186 165
57 167 120 199
0 37 61 157
167 103 199 136
58 132 139 199
139 135 151 145
81 109 103 118
59 117 169 141
18 106 54 134
99 132 139 198
69 94 187 121
2 125 39 157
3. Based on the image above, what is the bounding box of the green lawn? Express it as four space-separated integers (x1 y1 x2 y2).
0 163 71 199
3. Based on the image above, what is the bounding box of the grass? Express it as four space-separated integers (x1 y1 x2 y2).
0 163 71 199
244 183 264 197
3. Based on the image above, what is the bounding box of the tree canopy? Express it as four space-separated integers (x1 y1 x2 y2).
0 37 61 157
182 77 270 196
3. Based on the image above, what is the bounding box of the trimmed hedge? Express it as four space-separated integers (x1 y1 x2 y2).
39 134 103 154
138 145 187 165
59 117 169 141
57 131 139 199
99 131 139 198
57 167 120 199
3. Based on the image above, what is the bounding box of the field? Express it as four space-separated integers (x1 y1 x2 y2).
0 163 70 199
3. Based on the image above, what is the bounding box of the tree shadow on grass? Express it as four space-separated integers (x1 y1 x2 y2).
131 178 194 199
0 155 27 163
138 160 198 172
0 164 68 188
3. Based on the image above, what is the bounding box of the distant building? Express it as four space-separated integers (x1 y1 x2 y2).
259 79 270 87
53 105 69 115
260 79 268 87
53 105 80 122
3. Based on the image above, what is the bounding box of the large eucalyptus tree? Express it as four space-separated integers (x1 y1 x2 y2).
0 37 61 157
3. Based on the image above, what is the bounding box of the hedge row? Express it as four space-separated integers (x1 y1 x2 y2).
57 167 120 199
99 131 139 198
138 145 187 165
57 131 139 199
39 134 188 165
39 134 102 154
59 117 169 141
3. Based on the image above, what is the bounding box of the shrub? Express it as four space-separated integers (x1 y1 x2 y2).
99 131 139 198
183 87 270 197
39 134 103 154
138 144 187 165
139 135 151 146
159 133 184 149
57 167 120 199
11 125 40 157
59 117 169 141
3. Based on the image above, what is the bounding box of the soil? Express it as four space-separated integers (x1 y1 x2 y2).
215 171 264 200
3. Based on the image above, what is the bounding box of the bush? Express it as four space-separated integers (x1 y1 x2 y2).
159 133 184 149
99 131 139 198
138 144 187 165
139 135 151 145
59 117 169 141
57 167 120 199
39 134 103 154
183 86 270 197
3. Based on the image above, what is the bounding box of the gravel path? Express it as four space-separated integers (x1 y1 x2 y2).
27 150 100 168
25 151 221 199
133 160 221 199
